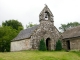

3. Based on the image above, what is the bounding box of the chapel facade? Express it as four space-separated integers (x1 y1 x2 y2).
11 5 61 51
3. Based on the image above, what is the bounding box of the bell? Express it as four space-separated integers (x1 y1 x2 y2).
45 16 47 18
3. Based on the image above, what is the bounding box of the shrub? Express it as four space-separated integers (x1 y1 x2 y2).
39 38 47 51
55 39 62 51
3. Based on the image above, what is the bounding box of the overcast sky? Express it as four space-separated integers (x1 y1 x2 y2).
0 0 80 29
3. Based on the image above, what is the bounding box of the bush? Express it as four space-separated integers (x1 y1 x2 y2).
55 39 62 51
39 38 47 51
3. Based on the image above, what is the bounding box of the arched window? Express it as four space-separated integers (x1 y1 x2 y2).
44 12 49 20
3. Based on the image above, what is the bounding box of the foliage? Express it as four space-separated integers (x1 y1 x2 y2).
59 22 80 32
0 26 18 52
0 19 24 52
59 24 67 32
26 22 37 28
39 38 47 51
2 19 23 31
55 40 62 51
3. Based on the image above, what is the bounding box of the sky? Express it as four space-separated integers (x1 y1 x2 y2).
0 0 80 29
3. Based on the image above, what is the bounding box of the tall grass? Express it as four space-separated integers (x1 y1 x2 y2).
0 50 80 60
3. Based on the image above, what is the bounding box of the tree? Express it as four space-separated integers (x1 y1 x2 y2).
2 19 23 31
55 40 62 51
0 26 18 52
59 22 80 32
59 24 67 32
39 38 47 51
26 22 37 28
0 19 24 52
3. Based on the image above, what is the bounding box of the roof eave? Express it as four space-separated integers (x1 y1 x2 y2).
11 37 31 42
62 36 80 40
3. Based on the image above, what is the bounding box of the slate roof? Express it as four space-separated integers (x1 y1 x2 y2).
12 25 39 41
62 26 80 39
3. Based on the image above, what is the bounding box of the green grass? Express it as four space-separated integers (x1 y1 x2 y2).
0 50 80 60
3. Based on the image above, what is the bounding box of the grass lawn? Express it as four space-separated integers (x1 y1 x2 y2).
0 50 80 60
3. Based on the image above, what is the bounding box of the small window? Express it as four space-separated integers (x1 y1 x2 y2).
44 12 48 20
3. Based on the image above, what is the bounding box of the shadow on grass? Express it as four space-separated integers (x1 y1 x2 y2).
0 58 5 60
71 51 80 56
33 56 59 60
36 56 59 60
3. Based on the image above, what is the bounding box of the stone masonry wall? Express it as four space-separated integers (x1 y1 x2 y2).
62 38 80 50
70 38 80 50
62 40 67 50
31 20 60 50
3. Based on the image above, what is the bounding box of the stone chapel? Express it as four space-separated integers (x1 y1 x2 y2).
11 5 61 51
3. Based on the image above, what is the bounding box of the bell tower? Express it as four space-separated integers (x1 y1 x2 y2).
31 5 60 50
39 5 54 24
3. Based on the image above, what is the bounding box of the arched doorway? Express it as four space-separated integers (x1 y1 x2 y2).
46 38 51 50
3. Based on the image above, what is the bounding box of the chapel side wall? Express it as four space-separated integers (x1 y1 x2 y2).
70 38 80 50
11 39 31 51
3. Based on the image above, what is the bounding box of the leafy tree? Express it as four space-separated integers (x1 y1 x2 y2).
59 24 67 32
2 19 23 31
55 40 62 51
0 19 23 52
26 22 37 28
59 22 80 32
0 26 18 52
39 38 46 51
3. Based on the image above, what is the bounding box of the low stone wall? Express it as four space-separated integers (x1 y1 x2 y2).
11 39 31 51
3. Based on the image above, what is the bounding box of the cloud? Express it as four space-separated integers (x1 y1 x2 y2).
0 0 80 29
